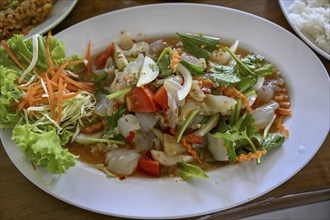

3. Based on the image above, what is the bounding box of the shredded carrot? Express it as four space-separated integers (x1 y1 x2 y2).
222 87 252 112
57 76 64 124
236 150 267 162
86 40 92 79
181 137 201 163
62 92 80 99
2 32 95 125
171 48 181 73
1 40 26 70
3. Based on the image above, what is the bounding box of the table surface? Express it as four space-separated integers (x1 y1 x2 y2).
0 0 329 219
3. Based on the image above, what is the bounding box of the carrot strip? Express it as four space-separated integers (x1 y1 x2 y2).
181 137 201 163
236 150 267 162
62 92 80 99
1 40 25 70
171 49 181 73
57 76 64 124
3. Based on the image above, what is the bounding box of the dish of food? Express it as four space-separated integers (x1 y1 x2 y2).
0 0 78 40
279 0 330 60
0 3 329 219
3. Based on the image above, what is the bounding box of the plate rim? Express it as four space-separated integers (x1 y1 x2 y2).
1 3 329 219
23 0 78 39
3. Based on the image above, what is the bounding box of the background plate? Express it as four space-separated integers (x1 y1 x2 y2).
279 0 330 60
24 0 78 39
1 3 329 219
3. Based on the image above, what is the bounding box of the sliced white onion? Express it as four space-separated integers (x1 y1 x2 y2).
117 114 141 138
212 40 239 65
176 63 192 101
192 113 220 136
137 56 159 87
106 149 141 175
253 77 265 91
252 101 279 131
190 80 206 101
135 112 158 133
163 133 186 156
204 94 237 116
150 150 193 166
75 131 103 145
207 133 228 161
19 34 39 83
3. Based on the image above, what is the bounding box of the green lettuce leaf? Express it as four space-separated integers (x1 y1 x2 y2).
12 124 78 174
0 66 22 128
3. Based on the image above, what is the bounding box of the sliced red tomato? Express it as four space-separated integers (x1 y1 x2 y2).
137 158 161 177
153 86 168 109
126 87 159 112
95 43 114 69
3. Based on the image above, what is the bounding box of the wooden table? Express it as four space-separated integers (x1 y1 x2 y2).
1 1 329 219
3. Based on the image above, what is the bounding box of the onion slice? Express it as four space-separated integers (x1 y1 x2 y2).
19 34 39 83
137 56 159 87
176 63 192 101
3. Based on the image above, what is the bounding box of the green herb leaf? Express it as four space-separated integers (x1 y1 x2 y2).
177 32 219 61
178 159 209 181
262 133 285 151
209 63 241 87
180 60 204 76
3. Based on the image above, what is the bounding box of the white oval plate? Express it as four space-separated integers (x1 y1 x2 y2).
279 0 330 60
1 3 329 219
24 0 78 39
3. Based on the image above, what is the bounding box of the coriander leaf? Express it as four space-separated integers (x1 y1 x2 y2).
236 75 257 93
209 63 241 87
262 133 285 151
255 63 274 76
177 32 219 61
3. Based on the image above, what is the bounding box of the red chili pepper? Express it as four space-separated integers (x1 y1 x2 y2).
187 134 203 144
126 131 135 145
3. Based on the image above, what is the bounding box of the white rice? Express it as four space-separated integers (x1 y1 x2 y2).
288 0 330 54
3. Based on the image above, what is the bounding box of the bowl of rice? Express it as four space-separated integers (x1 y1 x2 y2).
279 0 330 60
